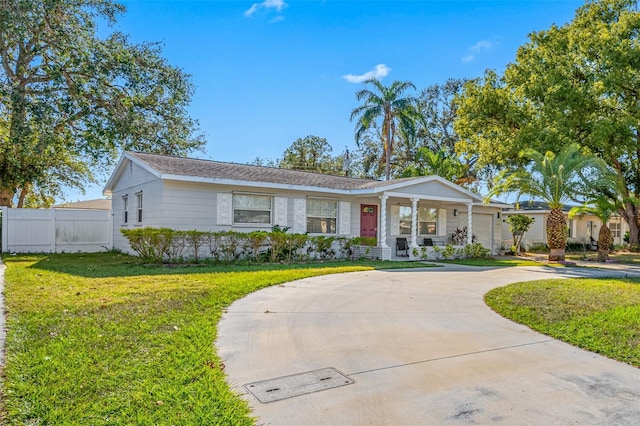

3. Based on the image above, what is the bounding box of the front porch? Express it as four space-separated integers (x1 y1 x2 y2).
370 190 476 261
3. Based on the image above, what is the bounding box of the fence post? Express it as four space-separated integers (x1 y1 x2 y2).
108 209 114 250
50 208 57 253
1 206 7 253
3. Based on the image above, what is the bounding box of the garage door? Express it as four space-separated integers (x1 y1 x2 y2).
472 214 493 249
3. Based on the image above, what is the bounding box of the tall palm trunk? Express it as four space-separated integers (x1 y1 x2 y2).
385 120 392 180
597 224 612 262
547 207 567 261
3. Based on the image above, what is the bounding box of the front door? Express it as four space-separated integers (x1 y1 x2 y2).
360 204 377 237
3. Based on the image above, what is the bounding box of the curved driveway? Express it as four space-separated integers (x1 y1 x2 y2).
217 265 640 425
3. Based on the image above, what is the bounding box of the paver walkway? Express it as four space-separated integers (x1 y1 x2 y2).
217 264 640 425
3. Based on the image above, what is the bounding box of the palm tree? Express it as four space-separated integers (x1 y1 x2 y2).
350 79 417 180
569 198 616 262
489 143 608 262
569 173 626 262
400 147 477 187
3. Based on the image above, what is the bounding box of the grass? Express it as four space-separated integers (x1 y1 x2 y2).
485 277 640 367
566 251 640 264
0 253 426 425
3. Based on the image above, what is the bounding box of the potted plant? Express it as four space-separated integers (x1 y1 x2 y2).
498 245 507 256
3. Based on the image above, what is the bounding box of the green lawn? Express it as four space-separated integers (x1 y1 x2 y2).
566 251 640 264
485 277 640 367
0 253 425 425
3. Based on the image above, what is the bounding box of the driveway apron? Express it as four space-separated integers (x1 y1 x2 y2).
217 265 640 425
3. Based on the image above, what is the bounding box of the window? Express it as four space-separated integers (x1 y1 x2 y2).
418 207 437 235
399 205 437 235
609 221 621 238
399 206 412 234
233 194 272 224
136 192 143 223
307 199 337 234
123 195 128 223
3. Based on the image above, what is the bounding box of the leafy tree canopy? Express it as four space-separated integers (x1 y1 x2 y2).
248 135 350 177
0 0 204 206
455 0 640 245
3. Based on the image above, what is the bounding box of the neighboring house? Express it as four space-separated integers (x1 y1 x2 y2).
103 152 509 260
55 198 112 210
501 201 629 249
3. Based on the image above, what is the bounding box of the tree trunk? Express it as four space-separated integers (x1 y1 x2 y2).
620 202 639 249
597 225 612 262
17 183 29 208
546 208 567 261
385 119 392 181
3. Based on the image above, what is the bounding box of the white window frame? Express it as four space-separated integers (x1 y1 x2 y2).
232 193 272 226
306 198 338 234
609 221 621 238
123 195 128 224
136 192 143 223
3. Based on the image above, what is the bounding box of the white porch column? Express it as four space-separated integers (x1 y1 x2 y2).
379 194 388 247
467 202 473 244
410 197 419 249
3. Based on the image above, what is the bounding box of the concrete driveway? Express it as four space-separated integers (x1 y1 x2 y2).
217 265 640 425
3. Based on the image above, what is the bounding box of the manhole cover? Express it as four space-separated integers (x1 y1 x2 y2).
243 367 355 403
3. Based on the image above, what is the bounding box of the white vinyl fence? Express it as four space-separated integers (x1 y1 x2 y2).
1 207 112 253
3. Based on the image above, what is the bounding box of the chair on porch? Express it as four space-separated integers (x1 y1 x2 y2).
590 236 599 251
423 238 434 246
396 237 409 257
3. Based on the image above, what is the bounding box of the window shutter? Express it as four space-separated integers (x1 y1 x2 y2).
339 201 350 235
274 197 287 227
438 208 447 236
293 198 306 233
390 205 400 235
217 193 232 225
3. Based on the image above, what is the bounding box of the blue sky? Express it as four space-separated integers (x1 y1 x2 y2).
79 0 585 201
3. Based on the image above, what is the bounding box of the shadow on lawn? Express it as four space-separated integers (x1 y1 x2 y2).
20 252 422 278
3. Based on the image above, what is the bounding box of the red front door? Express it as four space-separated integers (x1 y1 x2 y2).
360 204 377 237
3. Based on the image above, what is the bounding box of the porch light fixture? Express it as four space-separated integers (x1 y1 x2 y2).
453 209 458 216
497 212 501 219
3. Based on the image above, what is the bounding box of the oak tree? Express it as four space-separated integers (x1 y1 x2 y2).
456 0 640 246
0 0 204 206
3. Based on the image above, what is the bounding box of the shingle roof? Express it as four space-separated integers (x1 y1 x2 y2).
129 151 424 191
55 199 112 209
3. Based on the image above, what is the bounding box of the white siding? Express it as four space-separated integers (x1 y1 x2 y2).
158 181 217 229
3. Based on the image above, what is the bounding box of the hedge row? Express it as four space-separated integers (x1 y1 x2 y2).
120 227 377 263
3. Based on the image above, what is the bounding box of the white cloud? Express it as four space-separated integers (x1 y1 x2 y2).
245 0 287 17
461 39 496 63
470 40 494 52
342 64 391 83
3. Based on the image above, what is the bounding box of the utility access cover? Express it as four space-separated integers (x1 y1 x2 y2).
243 367 355 403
